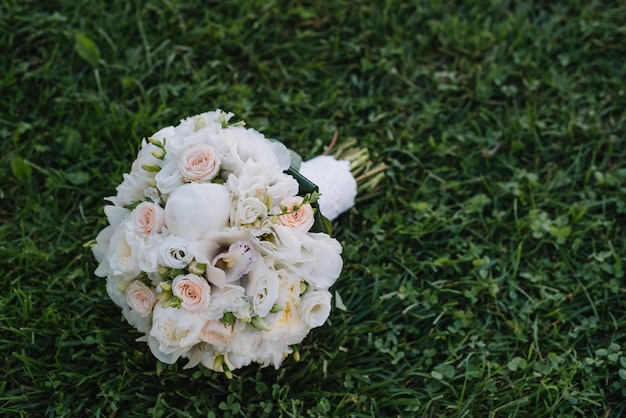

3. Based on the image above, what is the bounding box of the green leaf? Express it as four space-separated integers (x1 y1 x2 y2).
548 225 571 243
430 370 443 380
11 157 32 183
74 32 100 67
64 171 90 186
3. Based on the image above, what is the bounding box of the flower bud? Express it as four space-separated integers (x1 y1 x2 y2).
141 163 161 173
251 316 271 331
188 261 206 275
151 149 165 160
147 136 162 147
270 304 284 313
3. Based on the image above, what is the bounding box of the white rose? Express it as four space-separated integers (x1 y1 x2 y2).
179 143 221 182
299 290 332 328
204 284 247 320
200 320 234 348
159 234 194 269
278 196 315 232
231 196 267 227
125 280 156 317
131 201 165 236
245 265 279 318
164 183 231 239
136 233 165 273
171 274 211 311
155 160 184 197
148 303 206 363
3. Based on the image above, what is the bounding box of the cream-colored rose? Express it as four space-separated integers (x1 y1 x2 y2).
125 280 156 317
278 196 315 232
200 320 234 347
179 143 221 182
131 201 165 236
172 274 211 311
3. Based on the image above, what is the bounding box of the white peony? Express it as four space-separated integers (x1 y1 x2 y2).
218 127 291 174
164 183 231 239
106 221 143 280
204 284 247 321
148 303 206 364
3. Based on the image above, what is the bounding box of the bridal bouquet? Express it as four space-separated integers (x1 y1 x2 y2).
92 110 372 374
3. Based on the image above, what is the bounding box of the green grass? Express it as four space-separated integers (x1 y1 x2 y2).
2 0 626 416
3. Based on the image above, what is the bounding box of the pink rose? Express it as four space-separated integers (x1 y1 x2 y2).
278 196 314 232
125 280 156 317
131 201 165 236
200 320 234 347
171 274 211 311
179 144 221 182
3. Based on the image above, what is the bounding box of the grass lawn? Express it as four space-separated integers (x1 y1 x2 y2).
2 0 626 416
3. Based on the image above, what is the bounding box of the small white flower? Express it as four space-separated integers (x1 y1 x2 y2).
159 235 194 269
299 290 332 328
